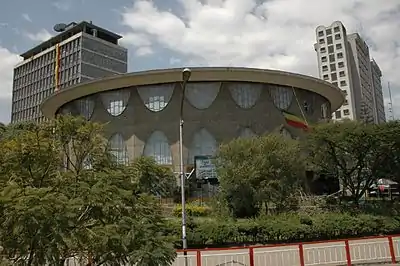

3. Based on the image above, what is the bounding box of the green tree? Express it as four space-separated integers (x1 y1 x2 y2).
306 121 390 204
123 156 177 197
373 120 400 183
60 169 176 266
54 115 110 174
0 121 60 188
216 134 306 218
0 121 69 265
0 122 6 139
0 116 176 266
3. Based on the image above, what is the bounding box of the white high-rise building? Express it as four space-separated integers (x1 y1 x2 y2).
370 59 386 123
314 21 385 123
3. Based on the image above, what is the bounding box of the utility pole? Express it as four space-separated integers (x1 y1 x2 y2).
179 68 191 266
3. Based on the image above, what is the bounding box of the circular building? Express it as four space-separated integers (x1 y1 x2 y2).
41 67 343 183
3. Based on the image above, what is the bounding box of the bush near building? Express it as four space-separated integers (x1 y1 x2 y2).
163 120 400 249
173 204 212 217
165 211 400 249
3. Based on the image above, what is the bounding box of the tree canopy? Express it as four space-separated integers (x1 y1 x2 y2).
305 120 400 203
373 121 400 183
0 116 176 266
216 134 306 218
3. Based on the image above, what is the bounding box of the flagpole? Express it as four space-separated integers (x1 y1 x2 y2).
291 86 309 126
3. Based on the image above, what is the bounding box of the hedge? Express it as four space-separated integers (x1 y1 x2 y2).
164 212 400 249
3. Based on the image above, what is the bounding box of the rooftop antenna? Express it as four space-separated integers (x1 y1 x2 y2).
388 82 395 120
53 23 67 32
356 21 364 34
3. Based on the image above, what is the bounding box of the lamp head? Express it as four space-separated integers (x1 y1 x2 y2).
182 68 192 82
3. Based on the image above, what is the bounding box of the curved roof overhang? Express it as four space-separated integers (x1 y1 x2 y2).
41 67 344 118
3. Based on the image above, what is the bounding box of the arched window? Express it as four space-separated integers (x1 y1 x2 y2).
101 89 130 116
76 97 95 120
188 128 217 164
321 102 329 119
108 133 129 165
270 85 293 110
137 84 174 112
143 131 172 165
59 104 72 115
83 156 92 170
239 127 256 138
185 82 220 109
229 83 262 109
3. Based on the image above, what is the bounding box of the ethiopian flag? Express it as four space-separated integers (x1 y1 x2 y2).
282 110 309 130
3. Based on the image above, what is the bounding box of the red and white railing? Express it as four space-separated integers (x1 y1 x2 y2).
173 235 400 266
12 234 400 265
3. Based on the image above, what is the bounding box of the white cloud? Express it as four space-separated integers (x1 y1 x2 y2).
24 29 53 42
136 46 153 56
121 0 400 117
22 13 32 22
169 57 181 65
52 0 71 11
0 47 21 123
121 32 154 56
121 32 152 47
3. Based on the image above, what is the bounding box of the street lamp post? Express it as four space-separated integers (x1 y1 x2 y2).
180 68 191 265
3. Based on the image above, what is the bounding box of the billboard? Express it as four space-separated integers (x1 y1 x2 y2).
194 155 217 180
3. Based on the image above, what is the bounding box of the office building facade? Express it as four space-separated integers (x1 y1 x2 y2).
11 21 128 123
314 21 385 123
370 59 386 123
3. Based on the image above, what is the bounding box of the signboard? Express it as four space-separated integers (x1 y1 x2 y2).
194 155 217 180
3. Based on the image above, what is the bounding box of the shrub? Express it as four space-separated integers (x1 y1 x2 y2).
173 204 211 217
167 212 400 248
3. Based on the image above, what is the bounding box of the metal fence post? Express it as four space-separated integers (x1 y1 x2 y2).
196 250 202 266
298 243 305 266
249 247 254 266
344 240 352 266
388 236 397 263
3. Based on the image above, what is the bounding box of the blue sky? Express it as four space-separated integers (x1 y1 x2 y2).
0 0 399 123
